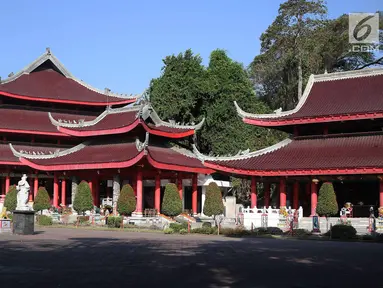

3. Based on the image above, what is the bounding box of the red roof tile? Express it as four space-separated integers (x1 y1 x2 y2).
204 133 383 175
0 108 93 135
0 69 135 105
236 70 383 126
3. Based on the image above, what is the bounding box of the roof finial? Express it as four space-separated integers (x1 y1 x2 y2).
46 47 51 55
8 72 14 77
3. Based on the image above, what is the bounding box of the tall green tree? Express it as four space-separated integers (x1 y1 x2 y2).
117 184 136 216
149 49 284 156
73 181 93 215
4 185 17 211
250 1 377 110
33 187 51 214
161 183 182 217
316 182 338 232
203 182 224 226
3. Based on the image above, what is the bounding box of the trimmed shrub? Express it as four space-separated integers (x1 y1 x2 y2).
331 224 357 240
164 228 174 234
77 216 90 224
4 185 17 211
117 184 136 216
161 183 182 217
202 222 212 228
191 227 217 235
285 229 312 237
316 182 338 217
33 187 51 213
179 229 188 235
107 216 122 228
73 181 93 215
220 227 251 237
169 222 187 233
38 215 53 226
203 183 224 223
256 227 283 235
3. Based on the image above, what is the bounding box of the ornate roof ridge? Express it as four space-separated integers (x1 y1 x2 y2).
48 104 143 128
0 48 138 100
9 142 87 159
192 138 292 162
235 68 383 120
146 104 205 130
169 145 199 159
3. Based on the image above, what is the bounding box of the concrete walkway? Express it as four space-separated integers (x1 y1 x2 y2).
0 227 381 288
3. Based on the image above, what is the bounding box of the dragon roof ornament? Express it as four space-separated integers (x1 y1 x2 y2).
9 142 88 159
135 132 149 152
192 138 292 162
0 48 139 100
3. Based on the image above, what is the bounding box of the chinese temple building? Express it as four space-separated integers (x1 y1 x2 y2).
194 68 383 217
0 48 213 215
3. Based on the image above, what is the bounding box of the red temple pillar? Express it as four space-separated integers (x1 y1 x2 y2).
28 178 33 201
136 170 143 214
264 183 270 207
1 177 4 195
53 173 59 207
34 176 38 198
379 177 383 207
311 180 318 216
61 178 66 206
132 172 137 196
293 181 299 209
177 173 183 200
192 174 198 215
5 175 10 194
88 179 94 205
251 176 257 208
155 172 161 213
279 177 286 207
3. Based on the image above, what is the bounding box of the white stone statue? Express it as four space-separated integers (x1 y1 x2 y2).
16 174 32 211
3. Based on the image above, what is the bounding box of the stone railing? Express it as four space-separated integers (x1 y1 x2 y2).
240 206 303 230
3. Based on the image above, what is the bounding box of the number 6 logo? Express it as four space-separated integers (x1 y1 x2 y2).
349 13 379 44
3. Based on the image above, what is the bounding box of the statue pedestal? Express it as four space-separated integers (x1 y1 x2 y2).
13 210 35 235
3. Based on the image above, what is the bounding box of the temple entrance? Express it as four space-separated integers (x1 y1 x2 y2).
334 179 379 217
143 186 154 209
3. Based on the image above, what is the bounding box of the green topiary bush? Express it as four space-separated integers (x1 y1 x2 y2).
117 184 136 216
316 182 338 217
179 229 188 235
33 187 51 213
38 215 53 226
161 183 182 217
107 216 122 228
203 183 224 225
202 222 212 228
191 227 217 235
169 222 187 232
331 224 357 240
4 185 17 211
73 181 93 215
220 227 251 237
164 228 174 234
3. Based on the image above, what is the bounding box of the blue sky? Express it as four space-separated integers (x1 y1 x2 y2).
1 0 381 94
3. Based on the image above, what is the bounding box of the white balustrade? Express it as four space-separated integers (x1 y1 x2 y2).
240 206 303 230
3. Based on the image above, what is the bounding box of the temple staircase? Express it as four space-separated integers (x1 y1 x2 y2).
299 217 370 235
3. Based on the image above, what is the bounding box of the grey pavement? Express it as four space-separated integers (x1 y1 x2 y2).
0 228 381 288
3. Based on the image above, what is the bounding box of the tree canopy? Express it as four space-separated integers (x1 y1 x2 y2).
149 49 284 156
4 185 17 211
203 182 224 217
73 181 93 215
316 182 338 217
161 183 182 217
117 184 136 216
249 0 378 110
33 187 51 212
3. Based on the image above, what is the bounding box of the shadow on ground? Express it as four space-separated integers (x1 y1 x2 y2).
0 228 381 288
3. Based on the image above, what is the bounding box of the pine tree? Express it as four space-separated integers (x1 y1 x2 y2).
33 187 51 213
4 185 17 211
203 183 224 221
161 183 182 217
117 184 136 216
73 181 93 215
316 182 338 231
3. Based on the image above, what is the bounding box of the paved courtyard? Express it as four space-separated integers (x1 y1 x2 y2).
0 228 381 288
